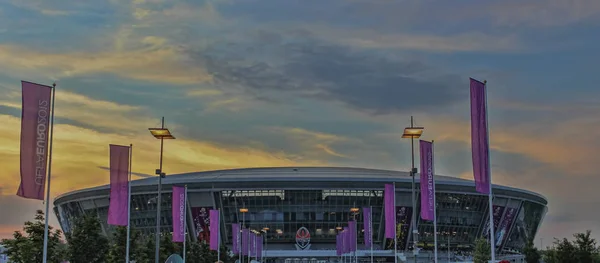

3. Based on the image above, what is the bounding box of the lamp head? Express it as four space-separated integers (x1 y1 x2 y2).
402 127 424 138
149 128 175 139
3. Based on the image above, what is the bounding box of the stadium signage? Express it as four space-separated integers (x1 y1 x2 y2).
295 226 311 250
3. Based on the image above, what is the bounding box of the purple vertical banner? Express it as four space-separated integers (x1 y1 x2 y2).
482 205 504 238
17 81 53 200
396 206 413 250
209 210 219 250
241 228 249 256
496 207 517 247
348 220 357 252
384 183 395 238
257 236 263 260
420 140 435 221
251 234 258 257
232 223 240 254
107 145 130 226
362 207 372 248
336 234 342 256
470 78 491 194
343 227 349 253
172 186 186 242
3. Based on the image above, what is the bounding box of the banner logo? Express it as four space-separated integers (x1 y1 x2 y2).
295 226 311 250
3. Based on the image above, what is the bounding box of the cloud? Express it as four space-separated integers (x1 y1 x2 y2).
308 26 522 52
190 32 467 115
265 127 357 159
485 0 600 27
0 88 154 133
0 42 212 85
0 112 321 197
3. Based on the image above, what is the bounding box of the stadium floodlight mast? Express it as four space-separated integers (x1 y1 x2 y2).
148 117 175 263
401 116 424 263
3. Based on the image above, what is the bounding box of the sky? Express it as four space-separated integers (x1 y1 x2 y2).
1 0 600 248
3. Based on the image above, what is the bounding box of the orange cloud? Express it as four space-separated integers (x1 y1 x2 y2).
0 42 211 85
0 91 326 198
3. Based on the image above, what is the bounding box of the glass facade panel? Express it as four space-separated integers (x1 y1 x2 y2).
503 201 546 251
417 193 487 251
219 190 383 245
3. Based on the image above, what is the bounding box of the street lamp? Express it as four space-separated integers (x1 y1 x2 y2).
402 116 424 263
239 207 249 263
350 205 359 263
149 117 175 263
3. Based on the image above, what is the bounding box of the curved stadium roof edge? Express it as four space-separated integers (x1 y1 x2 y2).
55 166 547 205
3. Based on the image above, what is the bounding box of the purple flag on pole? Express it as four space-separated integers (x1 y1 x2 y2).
232 224 240 254
343 227 350 253
384 183 395 238
336 234 341 256
17 81 52 200
348 220 357 252
470 78 491 194
172 186 186 242
250 233 258 257
107 145 130 226
209 210 219 250
363 207 372 248
242 228 249 255
420 140 435 221
257 236 263 260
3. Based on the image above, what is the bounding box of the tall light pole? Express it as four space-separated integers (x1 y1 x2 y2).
262 227 269 262
240 207 249 263
401 116 424 263
350 206 359 263
149 117 176 263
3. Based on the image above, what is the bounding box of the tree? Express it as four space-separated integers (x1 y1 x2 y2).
134 235 156 263
473 238 490 263
0 210 65 263
160 233 179 262
66 212 109 263
523 240 541 263
573 230 597 263
107 226 141 263
185 241 208 263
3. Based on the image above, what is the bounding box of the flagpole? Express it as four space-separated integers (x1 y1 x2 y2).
484 80 496 262
370 206 373 263
218 209 221 263
183 185 188 263
432 140 438 263
393 182 397 263
125 144 133 263
42 83 56 263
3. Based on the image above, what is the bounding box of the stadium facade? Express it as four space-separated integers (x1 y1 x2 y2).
53 167 547 262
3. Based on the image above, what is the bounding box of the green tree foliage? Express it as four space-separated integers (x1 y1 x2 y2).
66 212 109 263
473 238 490 263
523 240 541 263
543 231 600 263
107 226 142 263
134 236 156 263
160 233 180 262
574 230 598 263
0 210 65 263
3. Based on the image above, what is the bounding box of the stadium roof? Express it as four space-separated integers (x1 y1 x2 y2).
55 167 547 205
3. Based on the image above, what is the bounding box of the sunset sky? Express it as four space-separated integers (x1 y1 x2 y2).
1 0 600 247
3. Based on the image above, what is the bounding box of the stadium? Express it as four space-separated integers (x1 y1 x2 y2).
53 167 547 262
